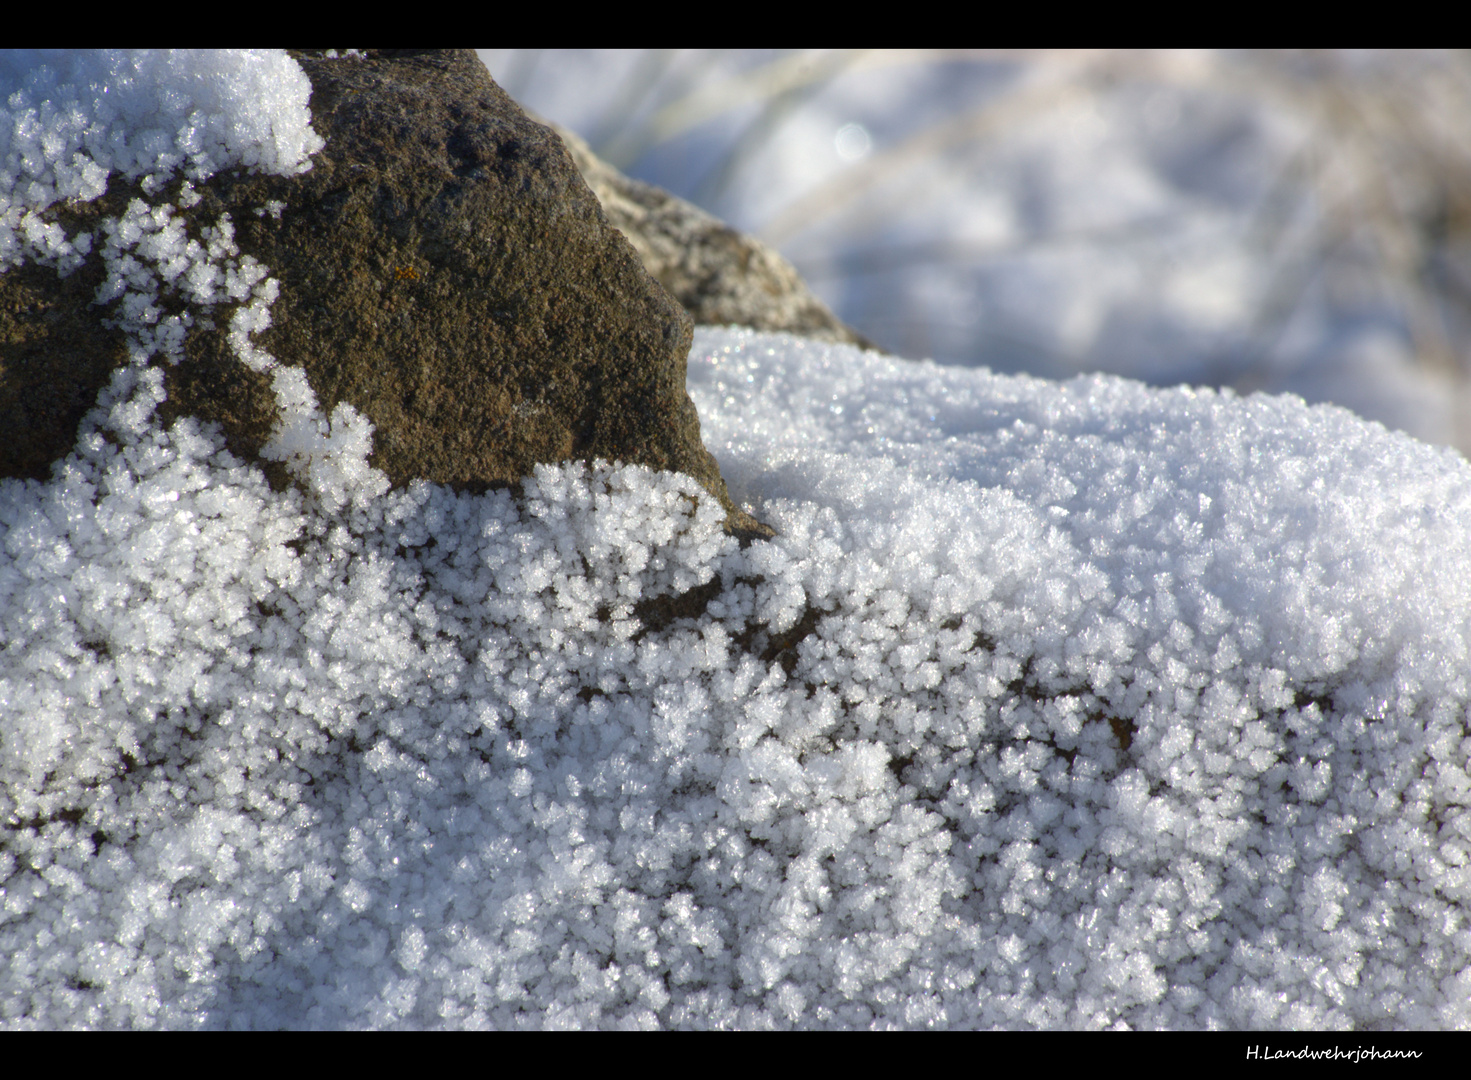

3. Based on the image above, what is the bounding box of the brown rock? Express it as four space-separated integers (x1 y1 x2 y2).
0 253 131 482
0 48 771 538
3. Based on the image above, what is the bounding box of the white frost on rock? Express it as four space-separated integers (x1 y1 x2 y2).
2 49 378 514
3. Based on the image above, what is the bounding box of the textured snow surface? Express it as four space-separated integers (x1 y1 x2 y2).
1 49 321 195
1 326 1469 1029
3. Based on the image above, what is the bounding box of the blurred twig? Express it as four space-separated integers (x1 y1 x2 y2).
693 49 866 209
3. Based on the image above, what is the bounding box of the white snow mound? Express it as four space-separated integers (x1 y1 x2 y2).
0 325 1467 1029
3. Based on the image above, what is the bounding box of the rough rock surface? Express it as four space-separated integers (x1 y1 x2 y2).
0 253 129 482
0 48 769 536
548 119 873 349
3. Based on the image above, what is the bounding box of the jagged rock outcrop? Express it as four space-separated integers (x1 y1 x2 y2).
0 48 770 537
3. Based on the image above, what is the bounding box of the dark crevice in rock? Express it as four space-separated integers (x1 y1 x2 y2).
1293 688 1333 713
1108 715 1137 752
732 602 826 678
5 805 87 834
631 575 726 641
888 751 916 784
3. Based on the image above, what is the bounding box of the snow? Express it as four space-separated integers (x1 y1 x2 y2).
2 49 1470 1030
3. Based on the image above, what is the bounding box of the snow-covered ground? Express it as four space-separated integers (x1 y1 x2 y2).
481 49 1471 457
2 51 1469 1030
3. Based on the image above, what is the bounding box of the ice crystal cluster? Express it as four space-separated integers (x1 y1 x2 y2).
1 50 1469 1030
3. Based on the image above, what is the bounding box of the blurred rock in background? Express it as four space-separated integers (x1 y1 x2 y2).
481 50 1471 456
546 118 873 349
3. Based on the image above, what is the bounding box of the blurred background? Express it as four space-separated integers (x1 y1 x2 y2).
477 50 1471 457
